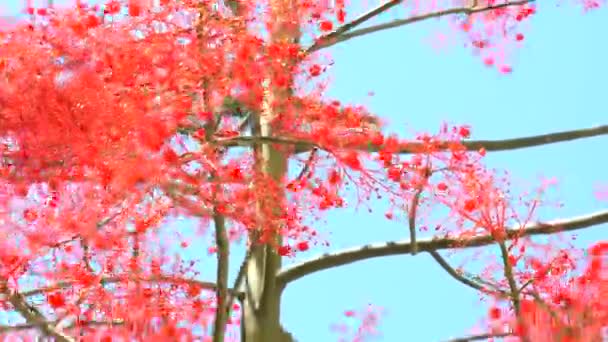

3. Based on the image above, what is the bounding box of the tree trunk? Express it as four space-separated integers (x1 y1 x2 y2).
242 0 300 341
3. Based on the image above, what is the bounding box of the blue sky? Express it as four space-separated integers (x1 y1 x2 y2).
2 1 607 341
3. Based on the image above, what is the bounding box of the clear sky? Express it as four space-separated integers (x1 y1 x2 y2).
1 1 607 341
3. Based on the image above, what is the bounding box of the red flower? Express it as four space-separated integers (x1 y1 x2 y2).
463 198 477 212
309 64 322 77
488 306 501 319
296 241 309 252
458 126 471 138
320 20 333 32
278 245 292 256
105 1 121 15
23 209 38 222
48 293 66 309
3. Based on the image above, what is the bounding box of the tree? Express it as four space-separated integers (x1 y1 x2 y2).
0 0 606 341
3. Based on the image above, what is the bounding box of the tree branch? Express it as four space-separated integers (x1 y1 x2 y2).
428 250 507 297
443 331 512 342
1 280 75 342
0 319 124 333
217 125 608 155
305 0 404 54
21 275 242 298
408 167 430 255
211 204 230 342
276 209 608 285
224 247 252 323
498 241 529 342
307 0 536 53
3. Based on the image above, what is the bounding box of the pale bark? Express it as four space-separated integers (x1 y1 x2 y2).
242 0 300 341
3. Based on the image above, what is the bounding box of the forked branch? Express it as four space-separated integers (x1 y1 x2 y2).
306 0 404 54
307 0 536 53
276 209 608 285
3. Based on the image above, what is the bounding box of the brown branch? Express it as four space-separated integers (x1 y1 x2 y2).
307 0 536 53
211 203 230 342
217 125 608 155
498 242 529 342
443 331 512 342
295 147 318 181
276 209 608 285
408 167 430 255
306 0 404 54
224 247 252 322
21 275 242 298
428 250 507 297
0 280 75 342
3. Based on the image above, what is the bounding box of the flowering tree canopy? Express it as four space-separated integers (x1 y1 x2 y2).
0 1 606 341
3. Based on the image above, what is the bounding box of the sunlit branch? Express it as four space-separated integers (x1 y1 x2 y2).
218 125 608 155
21 275 242 298
443 331 512 342
305 0 404 54
308 0 536 52
277 209 608 285
1 280 74 342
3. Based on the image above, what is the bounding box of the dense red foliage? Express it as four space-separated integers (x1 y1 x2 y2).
0 1 605 341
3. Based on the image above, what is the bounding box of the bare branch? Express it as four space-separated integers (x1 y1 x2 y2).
217 125 608 155
277 209 608 285
21 275 242 298
428 250 507 297
306 0 404 54
308 0 536 52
